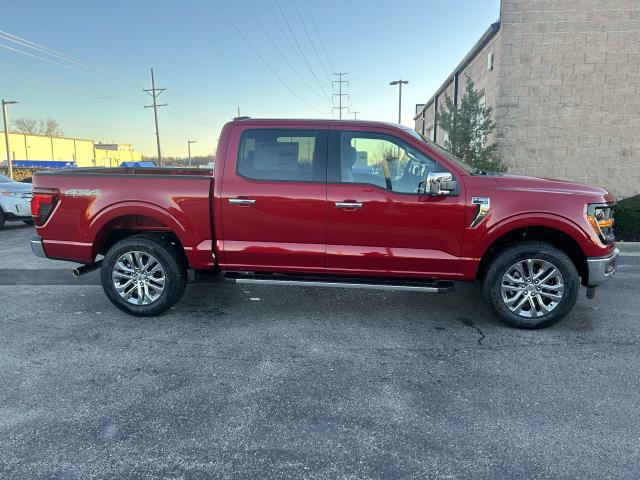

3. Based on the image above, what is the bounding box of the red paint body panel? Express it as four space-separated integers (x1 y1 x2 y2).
218 123 327 272
33 119 615 284
32 171 213 269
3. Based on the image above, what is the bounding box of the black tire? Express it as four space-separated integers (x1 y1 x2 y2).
0 209 5 230
482 241 580 329
101 234 187 316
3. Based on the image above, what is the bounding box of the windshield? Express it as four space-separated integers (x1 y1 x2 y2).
403 128 476 174
0 175 12 182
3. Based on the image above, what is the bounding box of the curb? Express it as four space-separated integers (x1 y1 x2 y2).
617 241 640 253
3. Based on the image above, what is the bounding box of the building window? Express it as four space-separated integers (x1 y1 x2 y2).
425 128 433 141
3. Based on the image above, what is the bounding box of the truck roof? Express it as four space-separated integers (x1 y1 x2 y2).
230 117 408 130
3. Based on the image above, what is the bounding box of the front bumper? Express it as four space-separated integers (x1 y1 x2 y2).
586 248 618 287
31 236 46 258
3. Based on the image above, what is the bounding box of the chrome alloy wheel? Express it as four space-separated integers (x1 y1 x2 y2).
500 258 565 318
112 251 166 305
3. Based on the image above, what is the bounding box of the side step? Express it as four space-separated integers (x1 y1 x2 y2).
223 272 454 293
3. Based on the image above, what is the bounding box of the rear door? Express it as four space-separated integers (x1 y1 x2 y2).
326 126 466 278
219 126 328 273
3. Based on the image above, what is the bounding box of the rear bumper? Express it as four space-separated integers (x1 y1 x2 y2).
586 248 618 287
31 236 46 258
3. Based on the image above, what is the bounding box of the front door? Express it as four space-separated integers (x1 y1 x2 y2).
219 126 328 273
326 127 466 279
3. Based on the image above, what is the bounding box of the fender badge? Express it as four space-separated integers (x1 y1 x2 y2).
65 189 101 198
471 197 490 228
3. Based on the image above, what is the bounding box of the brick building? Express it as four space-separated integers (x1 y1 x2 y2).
414 0 640 198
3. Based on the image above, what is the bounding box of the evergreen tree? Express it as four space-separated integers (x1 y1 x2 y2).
436 75 506 172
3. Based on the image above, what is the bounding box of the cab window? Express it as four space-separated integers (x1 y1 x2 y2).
335 131 443 194
237 129 326 182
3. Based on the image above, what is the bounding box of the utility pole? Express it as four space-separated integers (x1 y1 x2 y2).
144 68 166 166
237 106 240 118
352 111 360 120
389 79 409 124
332 72 349 119
187 140 197 167
2 99 18 180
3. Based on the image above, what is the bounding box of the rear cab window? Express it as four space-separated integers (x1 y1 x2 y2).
237 129 327 182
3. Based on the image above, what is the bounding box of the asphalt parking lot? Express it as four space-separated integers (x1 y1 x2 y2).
1 223 639 479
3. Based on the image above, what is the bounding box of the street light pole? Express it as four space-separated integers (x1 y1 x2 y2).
187 140 197 167
389 80 409 124
2 99 18 180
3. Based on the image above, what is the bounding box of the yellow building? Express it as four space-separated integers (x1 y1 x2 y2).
0 132 141 167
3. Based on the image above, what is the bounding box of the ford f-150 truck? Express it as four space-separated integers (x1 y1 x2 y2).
30 118 618 328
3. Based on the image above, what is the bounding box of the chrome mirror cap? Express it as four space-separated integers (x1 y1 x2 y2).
426 171 455 196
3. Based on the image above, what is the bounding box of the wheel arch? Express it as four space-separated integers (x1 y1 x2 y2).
88 202 189 262
475 215 590 285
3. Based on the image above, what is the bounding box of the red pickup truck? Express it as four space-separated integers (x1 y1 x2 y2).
30 118 618 328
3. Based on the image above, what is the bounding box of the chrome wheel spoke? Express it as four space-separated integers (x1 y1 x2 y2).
501 283 522 292
112 250 166 306
113 270 134 280
536 294 551 313
501 258 565 319
539 290 563 300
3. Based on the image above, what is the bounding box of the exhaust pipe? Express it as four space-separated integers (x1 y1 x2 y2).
73 261 102 278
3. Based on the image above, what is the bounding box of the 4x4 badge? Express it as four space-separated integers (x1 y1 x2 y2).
65 189 101 198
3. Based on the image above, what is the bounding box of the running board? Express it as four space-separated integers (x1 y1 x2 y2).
223 272 454 293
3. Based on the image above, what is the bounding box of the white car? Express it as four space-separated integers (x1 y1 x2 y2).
0 174 33 229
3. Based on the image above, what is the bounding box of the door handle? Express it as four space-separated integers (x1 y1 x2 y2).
229 198 256 206
335 202 363 209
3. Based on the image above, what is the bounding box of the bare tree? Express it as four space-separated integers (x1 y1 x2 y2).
43 118 63 137
12 117 64 137
13 117 40 135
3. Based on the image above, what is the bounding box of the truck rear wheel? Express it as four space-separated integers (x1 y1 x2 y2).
101 234 187 316
483 241 580 329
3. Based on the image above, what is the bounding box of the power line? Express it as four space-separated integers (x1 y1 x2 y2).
0 42 104 77
291 0 331 83
144 68 166 165
333 72 349 119
303 0 336 73
272 0 329 99
164 107 216 129
244 0 329 103
0 61 144 107
0 31 216 131
0 31 142 88
214 1 327 115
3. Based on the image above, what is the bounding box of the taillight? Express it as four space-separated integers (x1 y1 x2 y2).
31 188 59 226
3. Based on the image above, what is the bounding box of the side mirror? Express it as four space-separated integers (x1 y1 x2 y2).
424 171 457 196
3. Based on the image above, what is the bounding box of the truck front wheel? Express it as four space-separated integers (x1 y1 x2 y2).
483 241 580 329
101 234 187 316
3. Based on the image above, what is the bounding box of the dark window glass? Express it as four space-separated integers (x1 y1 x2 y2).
238 129 325 182
338 131 444 194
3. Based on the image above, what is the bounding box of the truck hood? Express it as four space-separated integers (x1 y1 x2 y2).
492 173 612 199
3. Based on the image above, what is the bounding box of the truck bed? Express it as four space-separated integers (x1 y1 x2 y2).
32 167 215 269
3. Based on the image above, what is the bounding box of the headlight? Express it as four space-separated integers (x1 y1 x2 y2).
0 190 20 197
587 203 615 244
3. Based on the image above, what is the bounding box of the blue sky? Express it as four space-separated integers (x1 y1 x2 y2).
0 0 500 158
